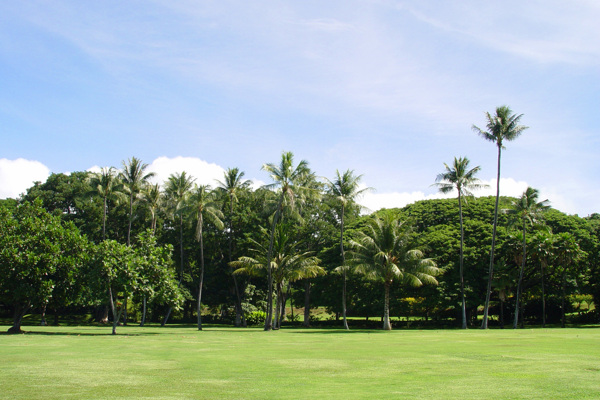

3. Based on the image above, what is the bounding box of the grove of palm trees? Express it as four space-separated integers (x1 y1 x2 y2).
1 107 599 335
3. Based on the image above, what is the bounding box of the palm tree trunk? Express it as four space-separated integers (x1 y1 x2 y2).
102 196 107 241
264 197 283 331
140 296 147 327
340 206 350 331
127 194 134 246
541 261 546 328
197 222 205 331
458 192 467 329
383 282 392 330
227 203 245 327
303 279 311 327
513 222 527 329
482 146 502 329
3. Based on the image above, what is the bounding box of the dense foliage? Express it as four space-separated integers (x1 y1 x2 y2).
1 153 598 332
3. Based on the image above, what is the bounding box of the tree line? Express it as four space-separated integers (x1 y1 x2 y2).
1 106 598 334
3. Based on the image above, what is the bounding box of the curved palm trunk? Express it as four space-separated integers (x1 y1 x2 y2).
482 146 502 329
383 282 392 330
140 296 147 327
458 192 467 329
164 214 185 327
340 205 349 330
513 222 527 329
197 218 205 331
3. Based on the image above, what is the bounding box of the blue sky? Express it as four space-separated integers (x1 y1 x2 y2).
1 1 598 216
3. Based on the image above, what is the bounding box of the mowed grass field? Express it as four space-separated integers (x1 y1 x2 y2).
2 324 599 399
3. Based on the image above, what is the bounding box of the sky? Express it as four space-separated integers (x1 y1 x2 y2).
1 1 598 216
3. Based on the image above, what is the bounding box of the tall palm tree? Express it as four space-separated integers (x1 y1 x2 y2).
86 167 123 241
261 151 313 331
530 230 554 327
472 106 528 329
164 171 196 281
189 184 224 331
141 183 163 235
348 214 439 330
139 182 163 326
231 223 324 330
162 171 195 326
433 156 486 329
325 169 371 330
508 186 550 329
216 167 251 327
120 157 156 247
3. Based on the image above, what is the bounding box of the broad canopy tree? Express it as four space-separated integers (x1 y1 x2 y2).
0 200 89 334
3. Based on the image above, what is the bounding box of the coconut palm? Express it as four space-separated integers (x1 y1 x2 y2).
164 171 196 281
140 183 162 234
347 214 439 330
433 156 486 329
86 167 123 241
120 157 156 247
472 106 528 329
530 230 554 327
162 171 195 326
508 187 550 329
261 151 314 331
231 223 324 330
325 169 371 330
189 184 224 330
216 167 251 326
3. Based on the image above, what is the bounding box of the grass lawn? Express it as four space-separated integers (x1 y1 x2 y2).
1 324 599 399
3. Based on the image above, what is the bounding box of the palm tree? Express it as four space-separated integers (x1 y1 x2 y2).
139 182 163 326
141 183 163 235
508 187 550 329
261 151 314 331
472 106 528 329
433 156 486 329
161 171 195 326
189 184 224 330
347 214 439 330
86 167 123 241
231 223 324 329
120 157 156 247
530 230 554 327
164 171 196 282
216 167 251 327
325 169 371 330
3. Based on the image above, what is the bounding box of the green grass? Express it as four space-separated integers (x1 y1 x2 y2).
2 324 600 399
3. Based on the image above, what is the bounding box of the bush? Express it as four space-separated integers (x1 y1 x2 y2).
246 311 266 325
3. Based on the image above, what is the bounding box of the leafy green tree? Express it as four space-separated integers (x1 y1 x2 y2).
190 184 224 330
530 230 554 327
325 169 370 330
0 200 89 333
433 156 486 329
232 223 324 329
261 151 314 330
473 105 528 329
507 187 550 328
120 157 156 247
348 214 439 330
216 167 251 326
551 232 585 327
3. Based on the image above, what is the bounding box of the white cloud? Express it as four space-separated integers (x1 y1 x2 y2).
147 156 226 187
0 158 50 199
359 177 530 213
